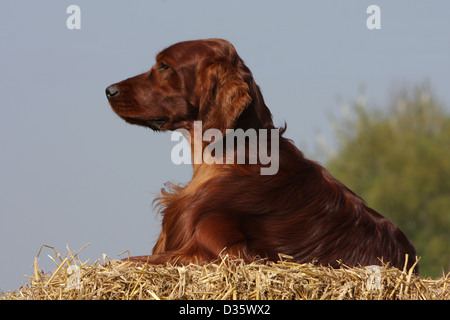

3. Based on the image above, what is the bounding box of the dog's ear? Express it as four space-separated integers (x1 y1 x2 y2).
197 61 252 133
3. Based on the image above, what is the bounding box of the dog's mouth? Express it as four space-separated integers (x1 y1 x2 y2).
151 118 169 126
120 116 169 131
148 118 169 131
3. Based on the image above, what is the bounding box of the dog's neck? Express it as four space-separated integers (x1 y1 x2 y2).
236 101 274 131
236 83 275 131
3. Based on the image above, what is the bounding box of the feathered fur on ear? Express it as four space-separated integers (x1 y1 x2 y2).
197 61 252 133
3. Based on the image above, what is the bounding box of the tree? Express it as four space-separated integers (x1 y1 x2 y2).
325 84 450 277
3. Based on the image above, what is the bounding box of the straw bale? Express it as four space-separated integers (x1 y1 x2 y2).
2 245 449 300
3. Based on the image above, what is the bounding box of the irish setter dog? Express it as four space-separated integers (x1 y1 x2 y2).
106 39 417 272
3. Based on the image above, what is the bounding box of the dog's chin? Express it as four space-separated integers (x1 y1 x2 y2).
120 116 169 131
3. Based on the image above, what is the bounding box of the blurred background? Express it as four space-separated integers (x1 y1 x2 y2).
1 0 449 293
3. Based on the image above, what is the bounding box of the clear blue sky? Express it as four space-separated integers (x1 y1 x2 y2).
1 0 449 292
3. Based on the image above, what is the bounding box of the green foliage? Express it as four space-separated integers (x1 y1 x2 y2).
325 84 450 278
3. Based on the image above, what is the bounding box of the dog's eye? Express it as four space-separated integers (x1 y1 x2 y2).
158 62 169 72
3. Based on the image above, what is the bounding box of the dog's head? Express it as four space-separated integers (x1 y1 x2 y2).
106 39 257 134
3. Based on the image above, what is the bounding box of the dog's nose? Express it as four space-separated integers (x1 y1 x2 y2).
105 85 119 99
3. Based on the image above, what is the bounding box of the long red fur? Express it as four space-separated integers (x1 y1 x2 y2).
106 39 418 272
